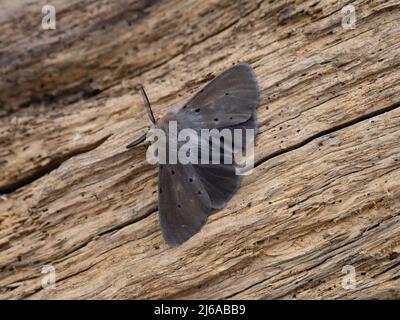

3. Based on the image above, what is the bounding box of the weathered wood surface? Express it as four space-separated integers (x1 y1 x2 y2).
0 0 400 299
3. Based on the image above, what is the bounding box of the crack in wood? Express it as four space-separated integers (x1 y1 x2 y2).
255 100 400 168
0 135 112 195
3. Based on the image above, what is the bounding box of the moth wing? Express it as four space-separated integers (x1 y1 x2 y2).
192 164 240 209
176 64 259 129
158 163 212 245
158 162 240 245
228 109 258 152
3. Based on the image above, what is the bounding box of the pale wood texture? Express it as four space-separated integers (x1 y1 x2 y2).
1 0 400 299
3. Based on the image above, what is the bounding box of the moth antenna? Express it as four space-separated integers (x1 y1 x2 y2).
126 85 154 149
140 85 156 124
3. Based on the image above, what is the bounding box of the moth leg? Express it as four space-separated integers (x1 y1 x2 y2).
126 132 147 148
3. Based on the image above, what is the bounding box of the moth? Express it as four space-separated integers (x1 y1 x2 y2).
127 64 259 245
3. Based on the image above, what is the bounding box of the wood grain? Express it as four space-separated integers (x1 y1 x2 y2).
0 0 399 299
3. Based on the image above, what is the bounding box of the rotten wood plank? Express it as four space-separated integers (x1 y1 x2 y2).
0 0 399 299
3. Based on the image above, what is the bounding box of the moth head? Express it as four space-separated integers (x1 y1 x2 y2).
156 109 179 131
